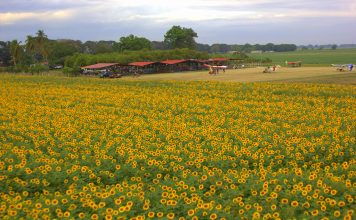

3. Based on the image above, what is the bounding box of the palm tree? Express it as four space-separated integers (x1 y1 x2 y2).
25 35 36 63
36 30 48 47
41 42 50 63
25 35 36 54
10 40 23 66
36 30 49 62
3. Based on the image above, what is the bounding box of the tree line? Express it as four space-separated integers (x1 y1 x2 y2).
197 43 297 53
0 26 200 68
0 25 295 73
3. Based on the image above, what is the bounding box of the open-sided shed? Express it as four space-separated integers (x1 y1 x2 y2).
160 59 204 72
81 63 120 74
205 58 230 65
287 61 302 67
128 61 163 74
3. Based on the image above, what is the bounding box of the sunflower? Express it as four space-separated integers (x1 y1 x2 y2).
210 213 218 220
63 212 70 217
157 212 164 218
311 210 319 216
338 201 346 207
291 201 299 207
9 210 17 216
333 211 341 218
252 212 260 219
78 213 85 218
167 213 175 219
147 212 155 218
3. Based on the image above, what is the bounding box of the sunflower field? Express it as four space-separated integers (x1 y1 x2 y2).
0 75 355 220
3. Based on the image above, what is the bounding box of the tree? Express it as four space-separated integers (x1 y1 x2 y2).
82 41 115 54
273 44 297 52
25 30 50 63
25 35 36 54
82 41 97 54
151 41 167 50
10 40 23 66
164 25 198 49
96 41 115 54
264 43 275 51
0 41 11 66
196 43 210 53
241 44 253 53
210 44 231 53
35 30 49 61
331 44 337 50
48 40 81 65
25 35 36 63
113 35 152 52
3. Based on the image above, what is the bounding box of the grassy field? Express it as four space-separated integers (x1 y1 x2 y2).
2 66 356 85
3 66 355 84
0 75 355 219
124 67 356 85
247 48 356 66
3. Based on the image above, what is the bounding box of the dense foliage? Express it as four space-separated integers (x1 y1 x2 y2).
0 76 355 219
0 41 11 66
48 40 82 65
113 35 152 52
1 26 298 70
197 43 298 53
164 26 198 50
64 48 209 68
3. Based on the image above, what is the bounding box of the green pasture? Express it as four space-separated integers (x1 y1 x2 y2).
247 49 356 66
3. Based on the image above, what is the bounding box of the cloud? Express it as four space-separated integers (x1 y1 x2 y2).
2 0 355 24
0 10 74 25
77 0 356 27
0 0 355 44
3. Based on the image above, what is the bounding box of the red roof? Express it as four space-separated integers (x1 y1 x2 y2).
186 59 204 63
160 60 186 65
81 63 119 69
198 59 209 63
128 62 156 67
210 58 229 61
287 61 302 64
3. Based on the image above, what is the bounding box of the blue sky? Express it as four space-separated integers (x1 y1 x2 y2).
1 0 355 44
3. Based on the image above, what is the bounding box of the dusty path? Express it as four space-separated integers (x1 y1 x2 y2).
124 67 356 84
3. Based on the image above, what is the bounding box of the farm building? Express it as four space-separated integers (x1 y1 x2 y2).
159 59 204 72
128 62 164 74
287 61 302 67
81 63 120 74
205 58 229 65
80 58 230 76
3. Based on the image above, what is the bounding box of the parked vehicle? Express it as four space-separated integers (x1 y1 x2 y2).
99 71 122 78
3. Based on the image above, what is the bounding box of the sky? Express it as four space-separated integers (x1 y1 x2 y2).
1 0 356 45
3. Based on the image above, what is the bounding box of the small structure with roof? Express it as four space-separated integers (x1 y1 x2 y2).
160 60 187 72
160 59 205 72
81 63 120 74
128 61 162 74
286 61 302 67
203 58 230 67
